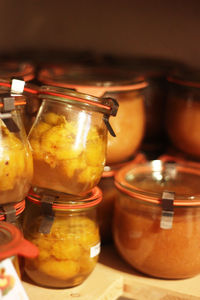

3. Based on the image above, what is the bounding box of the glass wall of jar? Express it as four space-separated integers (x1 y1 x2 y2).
113 160 200 279
0 93 33 205
0 199 25 229
0 79 40 134
166 67 200 159
98 152 146 244
0 221 38 281
38 65 148 164
23 186 102 288
28 86 118 195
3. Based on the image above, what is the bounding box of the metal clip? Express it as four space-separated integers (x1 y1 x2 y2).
11 79 25 95
103 114 116 137
103 97 119 117
2 203 16 224
160 191 175 230
39 194 55 234
0 96 19 132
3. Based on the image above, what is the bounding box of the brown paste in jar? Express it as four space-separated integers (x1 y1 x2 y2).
113 169 200 279
106 91 146 164
166 97 200 159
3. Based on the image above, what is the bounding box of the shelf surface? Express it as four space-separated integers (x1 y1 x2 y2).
23 244 200 300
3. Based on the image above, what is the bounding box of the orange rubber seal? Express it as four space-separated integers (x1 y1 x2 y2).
27 186 102 210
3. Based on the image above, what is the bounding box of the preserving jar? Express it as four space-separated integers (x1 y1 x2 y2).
0 199 25 229
113 160 200 279
28 85 118 195
0 93 33 204
0 78 40 133
166 67 200 159
23 186 102 288
38 65 148 164
0 221 38 275
98 152 146 244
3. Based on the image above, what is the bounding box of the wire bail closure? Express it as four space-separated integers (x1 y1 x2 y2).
2 203 17 224
39 194 55 234
102 97 119 137
160 191 175 230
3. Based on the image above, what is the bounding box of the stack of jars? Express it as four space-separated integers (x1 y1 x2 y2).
0 76 34 227
0 62 41 295
38 64 148 244
22 84 119 288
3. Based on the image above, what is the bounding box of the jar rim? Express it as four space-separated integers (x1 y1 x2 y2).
102 152 146 178
0 79 38 95
0 200 25 221
27 186 102 210
115 160 200 206
38 85 118 117
0 61 35 82
38 65 148 91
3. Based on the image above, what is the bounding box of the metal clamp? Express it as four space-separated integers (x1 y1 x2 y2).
160 191 175 230
39 194 55 234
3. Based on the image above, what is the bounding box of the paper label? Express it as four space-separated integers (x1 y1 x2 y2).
0 258 29 300
90 242 101 258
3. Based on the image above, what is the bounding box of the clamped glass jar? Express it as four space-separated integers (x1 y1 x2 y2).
38 65 147 164
23 186 102 288
0 200 25 229
0 92 33 205
166 67 200 159
28 85 118 195
113 160 200 279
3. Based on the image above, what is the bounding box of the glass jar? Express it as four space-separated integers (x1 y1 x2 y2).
0 199 25 229
166 67 200 159
98 152 146 244
23 186 102 288
38 65 148 164
28 85 118 195
0 93 33 204
0 221 38 278
113 160 200 279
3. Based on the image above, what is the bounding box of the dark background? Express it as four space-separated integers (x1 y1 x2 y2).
0 0 199 67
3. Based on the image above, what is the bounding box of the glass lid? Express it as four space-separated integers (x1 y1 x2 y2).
115 160 200 206
167 66 200 88
39 64 147 87
0 61 35 82
0 222 38 260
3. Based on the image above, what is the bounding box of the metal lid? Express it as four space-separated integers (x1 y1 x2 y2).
38 65 148 97
115 160 200 206
0 221 38 260
27 186 102 210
